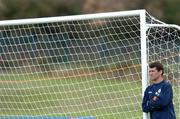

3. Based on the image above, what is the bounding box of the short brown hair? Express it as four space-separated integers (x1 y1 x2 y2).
149 61 164 75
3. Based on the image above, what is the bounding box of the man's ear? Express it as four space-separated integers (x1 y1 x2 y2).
159 70 163 75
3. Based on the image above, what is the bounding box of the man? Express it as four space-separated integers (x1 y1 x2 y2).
142 61 176 119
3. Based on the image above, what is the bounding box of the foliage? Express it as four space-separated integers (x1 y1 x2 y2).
0 0 179 25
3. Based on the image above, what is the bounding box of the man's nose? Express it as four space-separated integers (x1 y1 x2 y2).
149 72 153 75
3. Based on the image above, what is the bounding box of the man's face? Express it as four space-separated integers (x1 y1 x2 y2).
149 67 162 81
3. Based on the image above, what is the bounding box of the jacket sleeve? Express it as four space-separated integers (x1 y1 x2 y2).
148 84 172 108
142 87 155 112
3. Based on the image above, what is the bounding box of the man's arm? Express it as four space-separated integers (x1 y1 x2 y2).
148 84 172 108
142 87 155 113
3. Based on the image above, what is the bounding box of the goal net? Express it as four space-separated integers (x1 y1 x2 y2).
0 10 179 119
146 13 180 119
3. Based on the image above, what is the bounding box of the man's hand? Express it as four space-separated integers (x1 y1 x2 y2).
152 96 158 101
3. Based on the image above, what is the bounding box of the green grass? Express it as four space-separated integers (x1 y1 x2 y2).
0 73 179 119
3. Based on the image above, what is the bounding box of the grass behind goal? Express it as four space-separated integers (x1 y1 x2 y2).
0 72 142 119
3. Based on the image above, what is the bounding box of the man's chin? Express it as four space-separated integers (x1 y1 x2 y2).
150 78 156 81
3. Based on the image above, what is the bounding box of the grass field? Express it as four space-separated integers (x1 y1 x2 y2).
0 73 179 119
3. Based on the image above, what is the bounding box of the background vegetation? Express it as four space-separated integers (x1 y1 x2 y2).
0 0 179 25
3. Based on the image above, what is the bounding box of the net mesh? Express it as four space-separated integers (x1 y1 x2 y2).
0 11 179 119
147 25 180 119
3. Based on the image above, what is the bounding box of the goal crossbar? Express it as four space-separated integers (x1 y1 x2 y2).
0 9 145 26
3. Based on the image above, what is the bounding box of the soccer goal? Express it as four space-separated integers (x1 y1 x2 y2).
0 9 179 119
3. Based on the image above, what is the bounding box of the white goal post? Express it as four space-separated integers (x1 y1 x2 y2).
0 9 179 119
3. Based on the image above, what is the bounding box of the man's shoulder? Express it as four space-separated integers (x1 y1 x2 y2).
157 80 172 90
162 80 172 87
163 80 172 88
146 80 171 89
145 84 153 91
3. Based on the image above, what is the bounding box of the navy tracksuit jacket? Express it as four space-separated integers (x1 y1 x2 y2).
142 80 176 119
